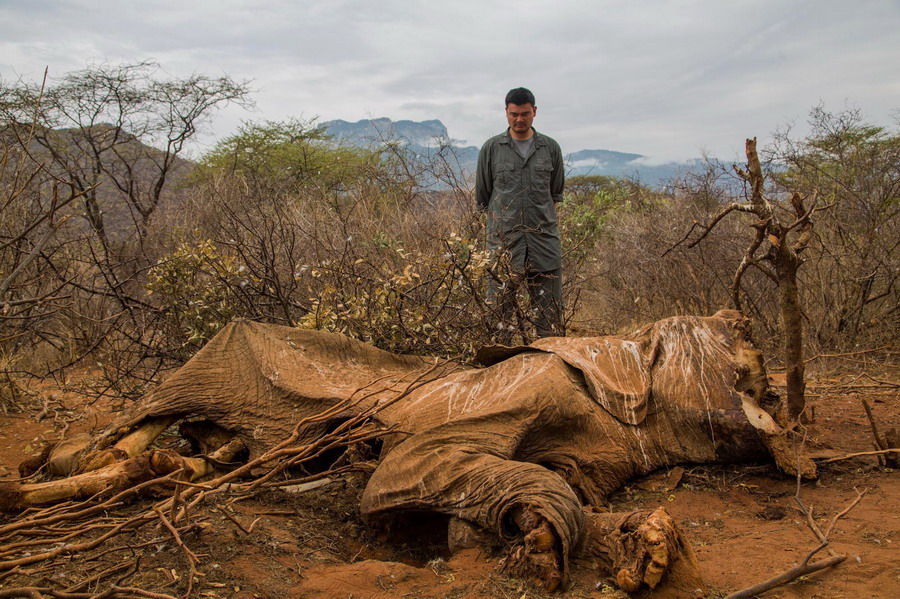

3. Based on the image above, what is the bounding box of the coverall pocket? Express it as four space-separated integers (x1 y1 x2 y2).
533 161 553 193
495 163 517 193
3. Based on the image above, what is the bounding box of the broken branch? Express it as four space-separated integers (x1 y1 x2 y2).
723 542 845 599
153 507 200 598
817 448 900 463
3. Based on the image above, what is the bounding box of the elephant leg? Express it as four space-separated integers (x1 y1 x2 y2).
75 415 180 473
502 505 564 592
362 436 584 590
1 450 186 511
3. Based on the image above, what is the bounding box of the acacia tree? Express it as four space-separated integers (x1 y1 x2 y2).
0 62 251 244
769 106 899 348
0 63 251 392
1 72 96 386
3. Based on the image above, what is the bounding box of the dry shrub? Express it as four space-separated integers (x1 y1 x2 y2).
3 97 896 400
147 165 541 360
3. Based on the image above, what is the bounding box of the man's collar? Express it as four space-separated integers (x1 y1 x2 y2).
500 128 543 145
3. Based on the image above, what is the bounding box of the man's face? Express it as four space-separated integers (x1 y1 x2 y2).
506 103 536 137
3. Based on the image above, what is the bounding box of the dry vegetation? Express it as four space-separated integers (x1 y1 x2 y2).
0 64 897 598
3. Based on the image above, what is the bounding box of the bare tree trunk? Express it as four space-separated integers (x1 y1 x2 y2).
680 138 821 423
776 249 806 419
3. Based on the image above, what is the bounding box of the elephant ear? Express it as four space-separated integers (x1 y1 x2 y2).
475 337 654 426
532 337 653 425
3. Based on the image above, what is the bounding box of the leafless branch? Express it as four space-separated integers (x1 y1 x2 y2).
723 542 845 599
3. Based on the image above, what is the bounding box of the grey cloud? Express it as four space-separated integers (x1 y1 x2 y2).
1 0 898 162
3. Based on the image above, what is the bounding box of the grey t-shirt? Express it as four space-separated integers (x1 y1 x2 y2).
512 136 534 159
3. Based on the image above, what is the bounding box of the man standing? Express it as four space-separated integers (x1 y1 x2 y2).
476 87 565 340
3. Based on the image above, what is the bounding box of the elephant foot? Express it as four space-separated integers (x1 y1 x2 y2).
579 507 705 596
613 508 674 591
502 506 563 592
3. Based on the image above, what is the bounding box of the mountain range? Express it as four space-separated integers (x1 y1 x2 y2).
322 118 703 186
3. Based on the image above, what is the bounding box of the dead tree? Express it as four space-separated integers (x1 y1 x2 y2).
680 138 824 420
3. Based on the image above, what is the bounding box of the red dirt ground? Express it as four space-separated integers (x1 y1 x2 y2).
0 369 897 598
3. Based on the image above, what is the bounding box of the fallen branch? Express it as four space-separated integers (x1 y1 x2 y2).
861 399 899 468
153 507 201 598
62 559 136 592
804 346 895 363
824 488 869 538
862 399 888 451
0 585 177 598
215 506 252 535
0 511 154 570
724 542 845 599
859 372 900 389
817 448 900 463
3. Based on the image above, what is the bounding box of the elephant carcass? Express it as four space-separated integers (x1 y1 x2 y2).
4 310 798 594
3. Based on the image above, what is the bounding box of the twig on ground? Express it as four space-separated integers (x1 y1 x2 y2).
860 372 900 388
817 448 900 463
216 506 251 535
804 346 895 363
861 399 899 468
62 559 136 592
723 542 846 599
824 488 869 538
82 538 167 563
862 399 888 451
0 511 154 570
153 507 202 598
0 586 178 598
35 396 52 422
794 495 832 553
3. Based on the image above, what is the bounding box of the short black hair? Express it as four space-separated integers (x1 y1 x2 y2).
505 87 535 107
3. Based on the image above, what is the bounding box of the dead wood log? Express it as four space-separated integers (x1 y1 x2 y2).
75 415 180 474
1 436 246 513
18 415 181 480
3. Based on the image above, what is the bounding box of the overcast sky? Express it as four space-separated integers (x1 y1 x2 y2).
1 0 898 162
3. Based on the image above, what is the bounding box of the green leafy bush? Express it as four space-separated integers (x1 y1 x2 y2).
146 239 246 352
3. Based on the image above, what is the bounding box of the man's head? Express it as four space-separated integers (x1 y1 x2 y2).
505 87 536 140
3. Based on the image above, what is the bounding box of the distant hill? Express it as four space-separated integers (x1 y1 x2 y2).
323 118 449 147
566 149 703 185
12 124 195 238
322 118 703 186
